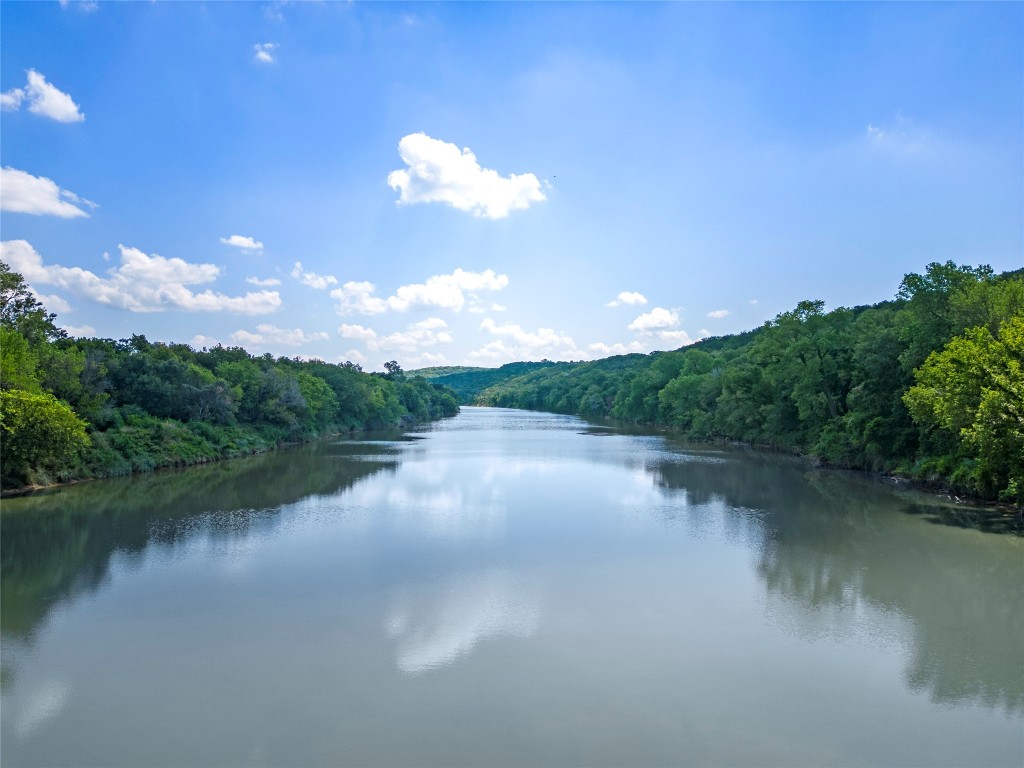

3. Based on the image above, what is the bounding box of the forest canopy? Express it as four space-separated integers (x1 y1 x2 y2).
465 262 1023 504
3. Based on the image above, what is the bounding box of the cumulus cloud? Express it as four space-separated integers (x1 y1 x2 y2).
30 291 71 314
1 167 94 218
387 132 546 219
471 318 578 362
1 240 281 314
706 309 730 318
606 291 647 308
331 268 508 315
341 349 367 365
342 318 453 353
338 323 378 342
246 275 281 286
627 307 679 332
220 234 263 252
292 261 338 289
1 70 84 122
253 43 279 63
230 324 328 347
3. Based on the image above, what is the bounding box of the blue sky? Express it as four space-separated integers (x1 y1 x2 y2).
2 1 1021 370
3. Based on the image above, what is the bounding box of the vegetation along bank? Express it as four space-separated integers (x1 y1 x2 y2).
0 261 458 493
416 262 1023 506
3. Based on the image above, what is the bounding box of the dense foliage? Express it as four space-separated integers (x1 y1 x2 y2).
472 263 1023 503
0 262 458 490
410 361 559 403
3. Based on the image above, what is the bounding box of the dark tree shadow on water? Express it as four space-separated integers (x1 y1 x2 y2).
648 447 1024 716
0 438 403 653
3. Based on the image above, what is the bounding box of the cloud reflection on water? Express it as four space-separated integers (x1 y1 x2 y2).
385 568 540 675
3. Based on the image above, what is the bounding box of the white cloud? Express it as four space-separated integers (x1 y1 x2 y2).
230 324 329 347
30 291 71 314
331 268 508 315
1 167 94 218
0 89 24 111
698 328 712 337
471 318 578 362
387 132 546 219
706 309 730 319
606 291 647 308
401 351 450 369
246 275 281 286
190 334 221 349
628 307 679 332
491 303 507 312
0 70 84 122
749 299 759 305
220 234 264 252
586 341 647 357
60 323 96 337
59 0 99 11
253 43 279 64
367 318 453 353
338 323 378 342
292 261 338 290
656 330 695 345
864 113 934 156
1 240 281 314
341 349 367 365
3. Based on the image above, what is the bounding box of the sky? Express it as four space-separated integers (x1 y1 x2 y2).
1 1 1021 371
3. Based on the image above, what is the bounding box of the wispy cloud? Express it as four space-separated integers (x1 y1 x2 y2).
331 268 508 315
253 43 279 64
706 309 730 318
1 240 281 314
58 0 99 11
246 275 281 287
388 133 546 219
220 234 264 252
1 70 84 122
292 261 338 289
230 324 328 347
0 167 94 218
586 341 646 357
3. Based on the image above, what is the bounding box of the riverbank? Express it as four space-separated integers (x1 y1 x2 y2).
1 411 455 498
565 409 1024 532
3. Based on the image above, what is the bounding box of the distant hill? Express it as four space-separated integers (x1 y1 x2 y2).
407 361 559 403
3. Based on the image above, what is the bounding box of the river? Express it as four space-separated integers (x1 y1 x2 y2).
1 407 1021 767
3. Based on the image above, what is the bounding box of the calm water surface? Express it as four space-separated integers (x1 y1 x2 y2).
2 407 1022 767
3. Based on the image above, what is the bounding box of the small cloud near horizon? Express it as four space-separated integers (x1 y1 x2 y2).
606 291 647 308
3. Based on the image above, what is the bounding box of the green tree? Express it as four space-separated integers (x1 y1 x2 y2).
1 389 91 486
904 316 1024 502
0 260 66 345
0 325 42 392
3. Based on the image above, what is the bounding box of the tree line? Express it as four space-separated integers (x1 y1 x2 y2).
473 262 1023 504
0 261 458 490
